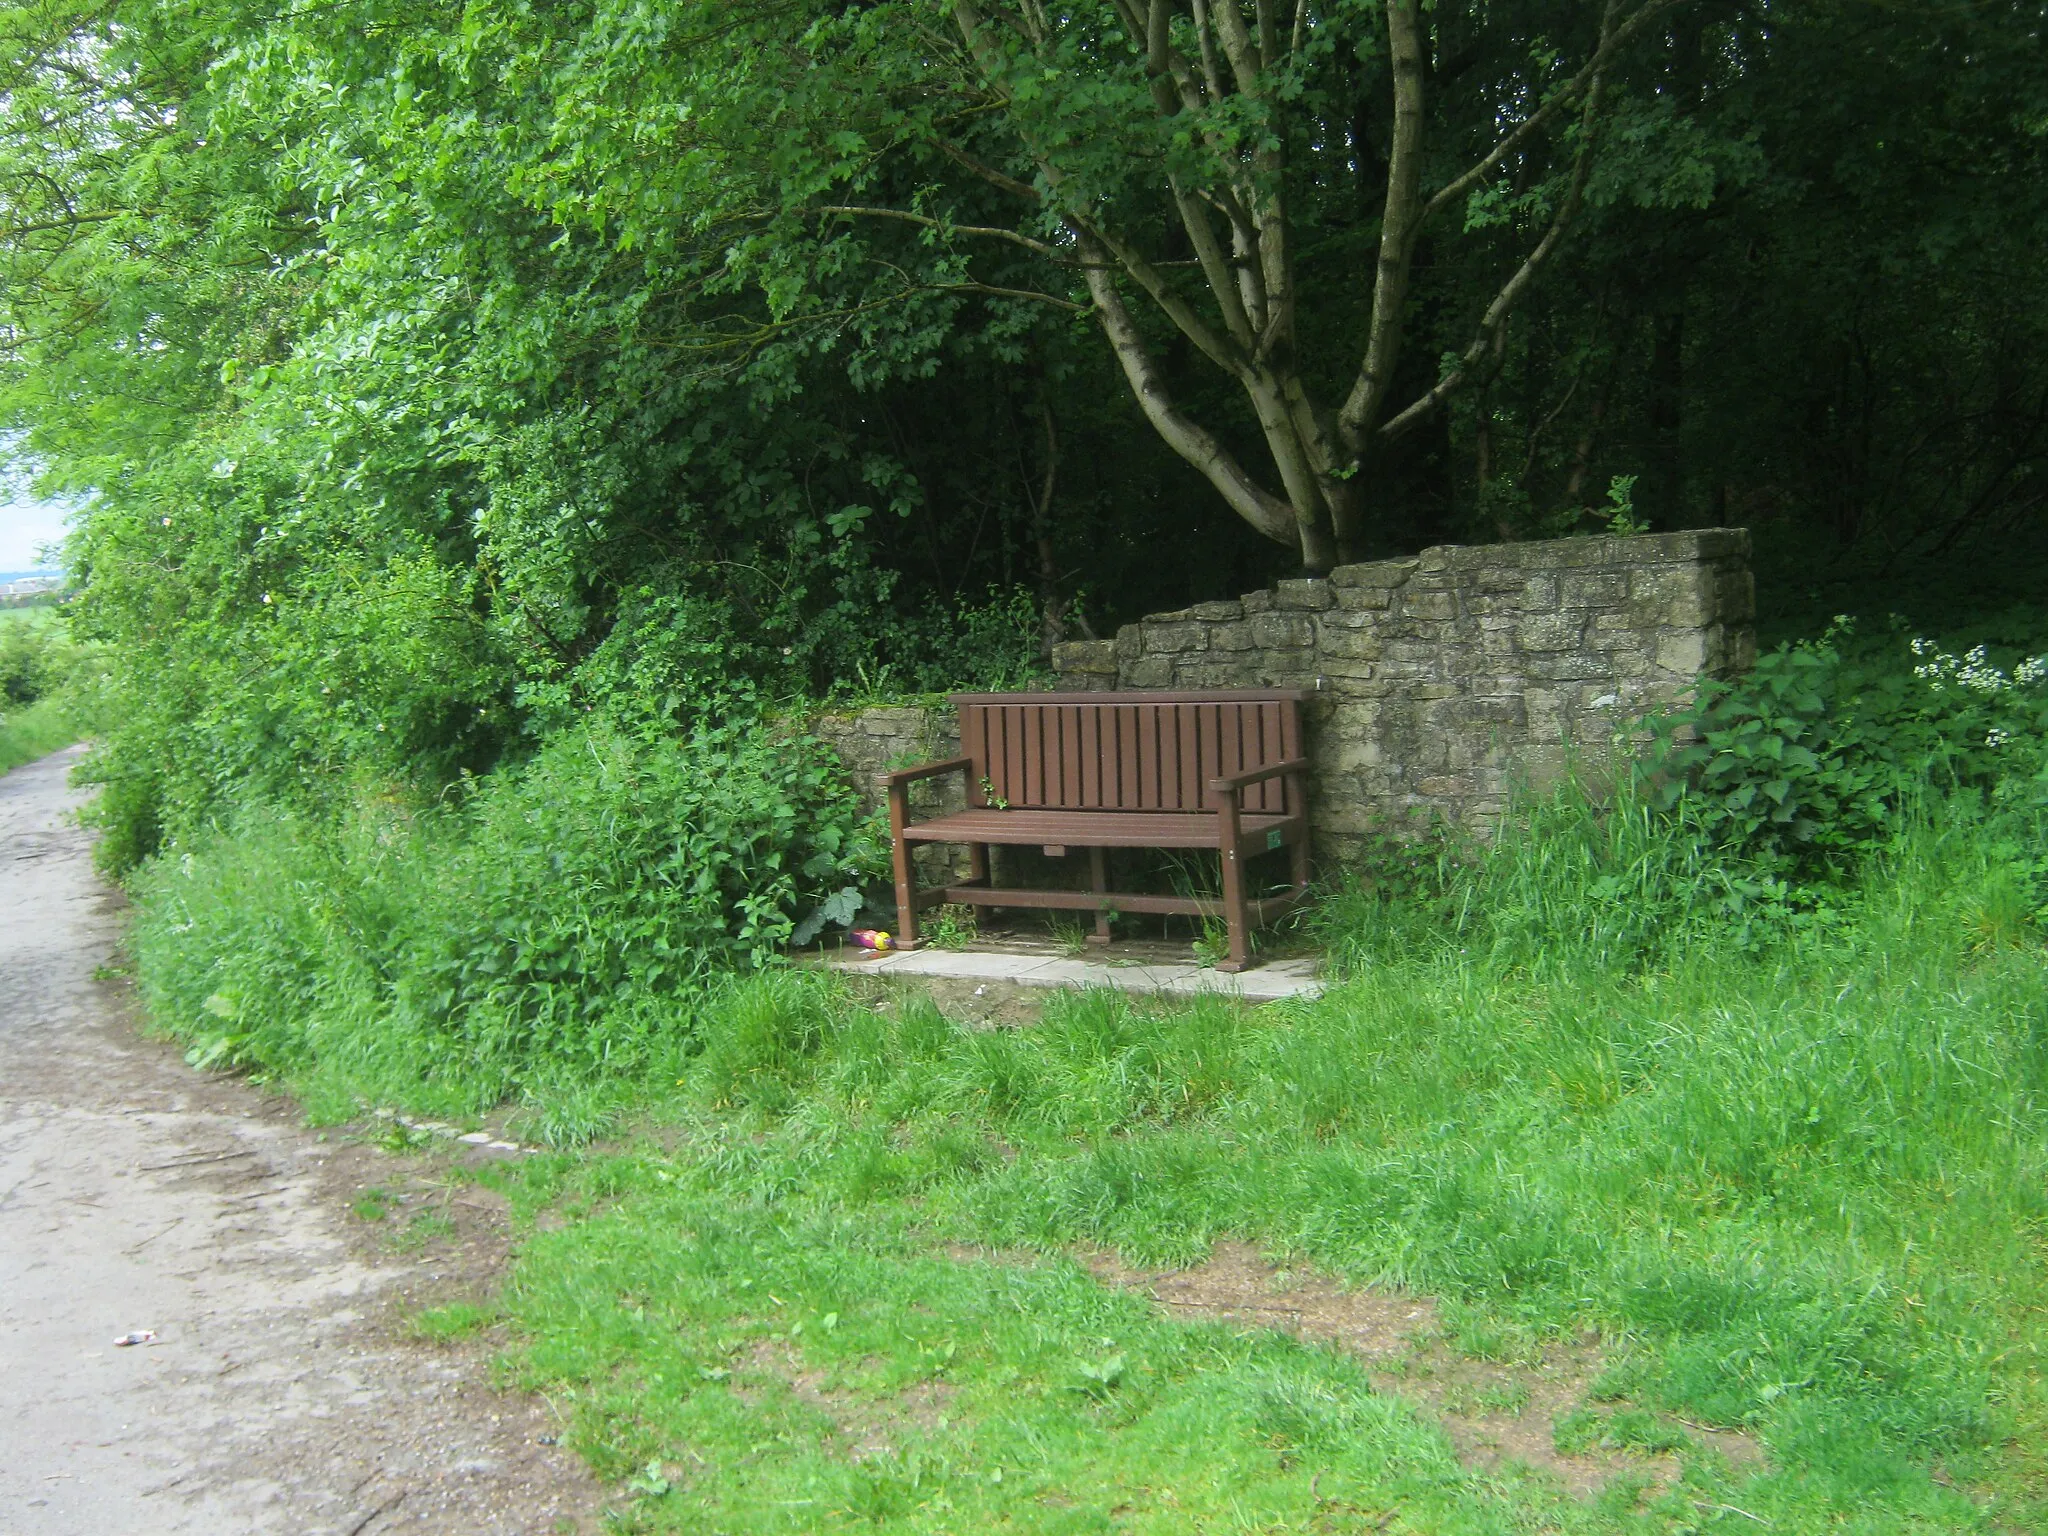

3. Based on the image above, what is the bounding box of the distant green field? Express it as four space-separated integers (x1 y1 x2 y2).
0 603 64 628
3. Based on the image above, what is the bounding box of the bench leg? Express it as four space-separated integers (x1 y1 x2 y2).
1290 826 1311 896
1212 794 1251 973
1217 846 1251 971
1088 847 1112 946
887 782 920 950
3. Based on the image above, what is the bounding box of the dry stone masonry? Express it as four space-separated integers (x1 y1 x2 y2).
814 529 1754 867
808 705 967 885
1048 528 1755 860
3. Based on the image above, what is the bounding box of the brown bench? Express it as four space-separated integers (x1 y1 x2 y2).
881 690 1310 972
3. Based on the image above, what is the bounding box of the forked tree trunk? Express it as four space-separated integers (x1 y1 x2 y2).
926 0 1659 569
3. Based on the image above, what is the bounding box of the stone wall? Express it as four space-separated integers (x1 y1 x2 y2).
809 706 962 820
809 705 966 884
1047 528 1755 859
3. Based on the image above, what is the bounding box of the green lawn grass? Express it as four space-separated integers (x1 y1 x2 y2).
425 834 2042 1532
128 783 2048 1532
0 696 79 773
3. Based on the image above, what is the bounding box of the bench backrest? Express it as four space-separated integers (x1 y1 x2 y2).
951 690 1307 815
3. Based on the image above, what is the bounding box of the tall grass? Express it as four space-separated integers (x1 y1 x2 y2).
124 724 2048 1521
127 714 867 1132
432 804 2048 1525
0 696 79 772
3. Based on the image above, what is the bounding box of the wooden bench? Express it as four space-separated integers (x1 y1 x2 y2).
881 690 1310 972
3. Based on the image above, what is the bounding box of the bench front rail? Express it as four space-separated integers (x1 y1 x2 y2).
880 691 1310 972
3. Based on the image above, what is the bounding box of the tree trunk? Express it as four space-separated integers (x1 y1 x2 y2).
1029 402 1067 656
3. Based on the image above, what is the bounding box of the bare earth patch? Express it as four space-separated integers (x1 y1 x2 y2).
1080 1240 1764 1499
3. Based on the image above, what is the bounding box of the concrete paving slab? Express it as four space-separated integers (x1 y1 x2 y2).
824 946 1324 1001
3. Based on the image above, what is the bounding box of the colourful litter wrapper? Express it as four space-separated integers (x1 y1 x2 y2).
851 929 893 951
113 1330 158 1347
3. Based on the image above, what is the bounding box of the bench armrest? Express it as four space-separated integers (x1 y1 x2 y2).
880 756 973 790
1207 756 1309 797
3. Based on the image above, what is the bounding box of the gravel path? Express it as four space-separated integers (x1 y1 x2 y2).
0 745 604 1534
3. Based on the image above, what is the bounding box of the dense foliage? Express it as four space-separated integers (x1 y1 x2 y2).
0 0 2043 874
1327 630 2048 963
132 715 875 1123
1651 632 2048 883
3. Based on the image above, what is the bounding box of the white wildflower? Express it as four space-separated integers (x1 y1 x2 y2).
1913 641 2023 694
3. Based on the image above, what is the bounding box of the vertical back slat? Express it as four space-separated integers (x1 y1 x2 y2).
1197 704 1222 809
1262 703 1282 813
985 705 1001 804
1212 704 1228 811
960 704 984 803
1239 702 1262 813
1047 705 1065 806
1049 704 1064 805
1119 706 1139 809
1134 702 1159 808
1073 708 1089 811
1079 707 1102 807
984 705 1002 804
1022 706 1037 807
1172 704 1200 810
1276 699 1298 814
1004 705 1026 806
1113 706 1135 808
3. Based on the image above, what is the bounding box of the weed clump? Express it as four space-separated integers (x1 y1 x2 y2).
129 713 871 1123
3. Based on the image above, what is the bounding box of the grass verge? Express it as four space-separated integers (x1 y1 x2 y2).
0 696 78 773
130 789 2048 1532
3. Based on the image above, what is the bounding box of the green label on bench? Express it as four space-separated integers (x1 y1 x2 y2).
1267 829 1285 851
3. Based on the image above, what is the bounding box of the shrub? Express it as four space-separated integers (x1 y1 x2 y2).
131 711 872 1108
0 612 78 705
1323 627 2048 977
1646 629 2048 880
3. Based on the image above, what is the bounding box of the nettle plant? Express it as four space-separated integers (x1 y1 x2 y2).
1647 629 2048 881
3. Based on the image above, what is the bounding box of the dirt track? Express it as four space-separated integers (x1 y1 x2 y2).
0 746 604 1534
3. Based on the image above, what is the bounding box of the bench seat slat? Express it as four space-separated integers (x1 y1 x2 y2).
901 807 1294 849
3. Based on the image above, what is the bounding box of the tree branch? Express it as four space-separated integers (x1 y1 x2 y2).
1420 0 1683 227
937 279 1086 312
816 204 1063 260
1 209 126 240
1080 241 1297 545
1171 182 1260 350
1208 0 1267 95
1378 3 1622 444
1336 0 1426 449
1190 0 1229 99
929 139 1044 204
